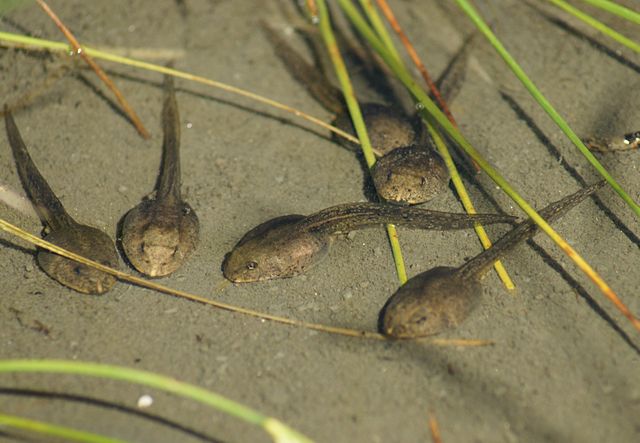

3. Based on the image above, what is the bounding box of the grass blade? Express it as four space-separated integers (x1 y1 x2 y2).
579 0 640 25
0 359 313 443
34 0 150 139
456 0 640 217
547 0 640 53
0 413 127 443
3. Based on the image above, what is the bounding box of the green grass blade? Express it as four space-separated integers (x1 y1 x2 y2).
456 0 640 217
579 0 640 25
358 0 402 62
548 0 640 53
0 413 127 443
0 359 313 443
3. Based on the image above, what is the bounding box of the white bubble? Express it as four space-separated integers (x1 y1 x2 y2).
137 394 153 408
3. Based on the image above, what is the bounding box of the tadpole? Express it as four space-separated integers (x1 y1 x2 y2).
4 107 119 294
222 202 517 282
381 181 605 338
120 71 199 278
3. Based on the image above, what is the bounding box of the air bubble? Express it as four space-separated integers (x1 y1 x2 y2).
137 394 153 408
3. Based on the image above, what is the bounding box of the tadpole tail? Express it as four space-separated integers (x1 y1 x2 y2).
4 106 75 231
260 20 344 114
435 32 476 105
156 65 182 202
300 202 518 235
458 181 606 280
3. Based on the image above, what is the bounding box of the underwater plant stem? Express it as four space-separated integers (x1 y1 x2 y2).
359 0 402 63
0 360 312 443
547 0 640 53
336 0 640 333
34 0 150 139
578 0 640 26
374 0 456 127
428 411 443 443
0 413 127 443
426 124 515 290
0 31 366 152
455 0 640 217
314 0 408 284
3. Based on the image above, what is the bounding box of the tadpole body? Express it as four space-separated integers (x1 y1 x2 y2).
4 108 119 294
381 181 605 338
120 72 199 278
222 202 517 283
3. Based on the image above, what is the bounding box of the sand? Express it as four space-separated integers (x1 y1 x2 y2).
0 0 638 442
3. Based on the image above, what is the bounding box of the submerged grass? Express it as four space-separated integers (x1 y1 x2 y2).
579 0 640 25
34 0 150 139
547 0 640 53
0 359 313 443
0 413 127 443
456 0 640 216
0 31 364 146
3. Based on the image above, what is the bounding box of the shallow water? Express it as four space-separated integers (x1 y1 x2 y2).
0 1 638 442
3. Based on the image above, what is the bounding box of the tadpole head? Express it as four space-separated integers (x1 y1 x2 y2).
121 200 199 278
37 225 119 295
372 146 450 205
381 266 480 338
222 215 329 283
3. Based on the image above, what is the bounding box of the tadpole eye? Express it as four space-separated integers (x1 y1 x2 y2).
414 315 428 325
246 261 258 270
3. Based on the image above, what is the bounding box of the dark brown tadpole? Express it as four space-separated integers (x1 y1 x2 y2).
261 22 450 205
120 71 199 278
222 202 518 283
4 108 119 294
371 146 450 205
381 181 606 338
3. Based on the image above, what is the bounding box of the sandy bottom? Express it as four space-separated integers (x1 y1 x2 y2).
0 1 638 442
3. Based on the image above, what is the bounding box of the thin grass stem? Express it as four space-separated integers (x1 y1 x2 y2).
579 0 640 25
547 0 640 53
456 0 640 216
34 0 150 139
0 31 366 151
0 360 312 443
0 413 127 443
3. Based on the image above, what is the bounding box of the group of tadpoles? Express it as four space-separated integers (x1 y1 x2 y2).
3 23 605 340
